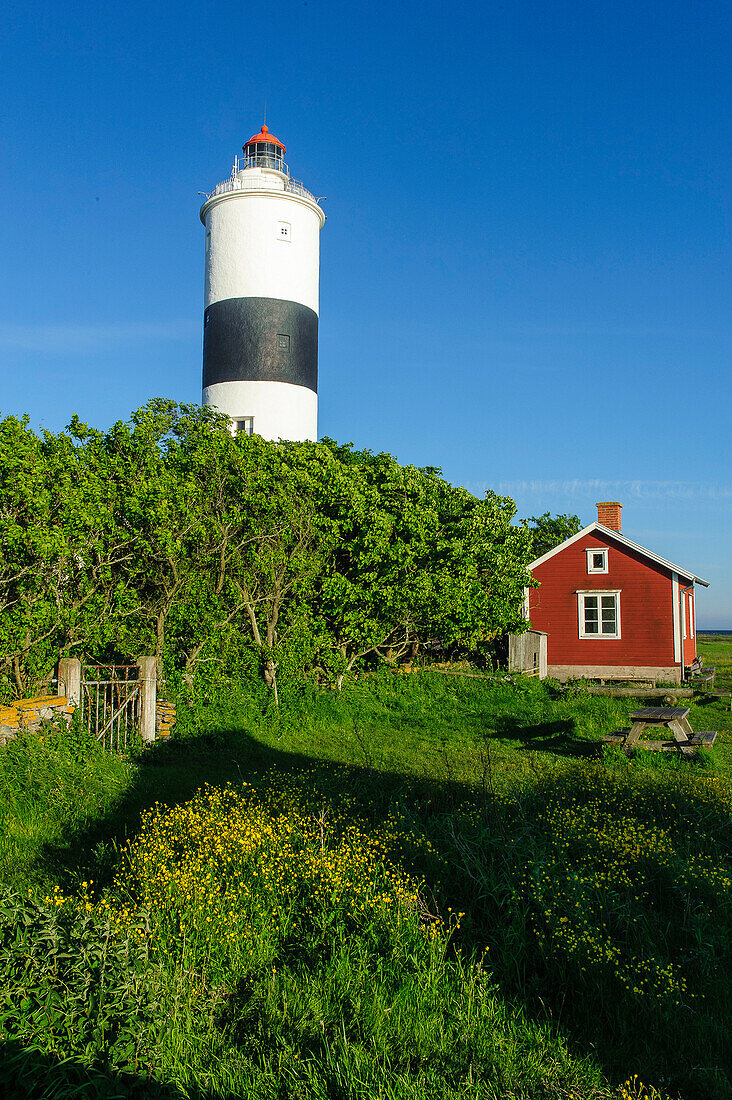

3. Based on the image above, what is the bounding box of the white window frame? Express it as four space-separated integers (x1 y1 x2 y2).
577 590 621 640
232 417 254 436
672 573 681 662
586 548 608 574
277 221 291 241
689 591 694 638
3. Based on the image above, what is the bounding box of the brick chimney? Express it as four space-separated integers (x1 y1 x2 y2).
596 501 622 531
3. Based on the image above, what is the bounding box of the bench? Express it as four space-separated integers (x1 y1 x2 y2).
604 729 630 743
603 730 717 752
686 658 716 689
689 730 718 747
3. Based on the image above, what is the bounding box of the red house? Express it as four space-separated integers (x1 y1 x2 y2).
527 502 709 685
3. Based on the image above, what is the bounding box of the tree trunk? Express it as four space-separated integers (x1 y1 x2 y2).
263 657 279 706
12 655 24 697
155 612 166 680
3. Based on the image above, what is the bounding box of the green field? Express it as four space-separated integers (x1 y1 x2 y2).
1 651 732 1100
698 634 732 694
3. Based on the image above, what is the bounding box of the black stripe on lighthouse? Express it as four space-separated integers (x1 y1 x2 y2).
203 297 318 393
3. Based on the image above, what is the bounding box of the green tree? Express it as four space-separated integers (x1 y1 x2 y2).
0 415 60 695
524 511 581 559
309 443 534 684
0 402 538 698
225 438 336 701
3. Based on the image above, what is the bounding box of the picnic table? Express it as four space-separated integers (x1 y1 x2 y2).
626 706 695 756
604 706 717 756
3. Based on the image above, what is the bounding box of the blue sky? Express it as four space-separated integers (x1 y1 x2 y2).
2 0 730 625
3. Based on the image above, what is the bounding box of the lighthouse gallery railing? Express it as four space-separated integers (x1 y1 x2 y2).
203 155 319 204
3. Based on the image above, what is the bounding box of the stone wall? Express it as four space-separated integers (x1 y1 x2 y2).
0 695 74 746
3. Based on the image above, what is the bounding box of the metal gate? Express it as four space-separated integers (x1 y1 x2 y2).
80 663 141 752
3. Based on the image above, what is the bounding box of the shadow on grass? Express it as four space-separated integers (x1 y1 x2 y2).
494 714 601 758
0 1038 193 1100
40 728 485 892
693 693 730 710
28 713 732 1100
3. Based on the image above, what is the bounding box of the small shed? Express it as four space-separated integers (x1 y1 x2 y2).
508 630 548 678
525 502 709 685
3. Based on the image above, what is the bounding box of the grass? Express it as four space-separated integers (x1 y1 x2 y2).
1 653 732 1099
698 634 732 695
0 715 131 892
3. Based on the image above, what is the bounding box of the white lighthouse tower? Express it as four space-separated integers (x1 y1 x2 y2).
200 126 325 441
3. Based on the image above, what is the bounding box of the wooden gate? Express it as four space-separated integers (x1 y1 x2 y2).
80 664 141 752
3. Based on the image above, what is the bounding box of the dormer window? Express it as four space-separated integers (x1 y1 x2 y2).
586 548 608 574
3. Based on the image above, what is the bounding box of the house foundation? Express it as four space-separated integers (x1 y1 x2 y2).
547 664 682 685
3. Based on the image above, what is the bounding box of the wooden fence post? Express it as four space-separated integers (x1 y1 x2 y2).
137 657 157 743
57 657 81 706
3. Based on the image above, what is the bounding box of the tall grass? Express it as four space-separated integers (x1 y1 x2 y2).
1 666 732 1098
0 716 130 892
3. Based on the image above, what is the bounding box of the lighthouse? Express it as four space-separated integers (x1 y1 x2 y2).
200 126 325 441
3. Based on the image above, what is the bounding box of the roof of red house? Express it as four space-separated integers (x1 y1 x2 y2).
529 522 710 587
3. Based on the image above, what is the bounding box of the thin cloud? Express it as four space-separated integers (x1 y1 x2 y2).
0 320 199 354
469 478 732 502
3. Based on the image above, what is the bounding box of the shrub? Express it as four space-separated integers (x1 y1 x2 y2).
0 888 157 1073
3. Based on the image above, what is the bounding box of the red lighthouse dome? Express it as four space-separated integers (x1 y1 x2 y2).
243 125 287 170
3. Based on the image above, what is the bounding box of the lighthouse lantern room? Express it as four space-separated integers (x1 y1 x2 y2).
200 126 325 441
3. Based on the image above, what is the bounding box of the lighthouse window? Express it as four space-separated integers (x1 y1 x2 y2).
234 417 254 436
248 142 282 163
277 334 290 351
278 221 291 241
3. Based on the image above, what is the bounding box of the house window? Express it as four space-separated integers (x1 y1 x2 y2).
277 334 290 351
233 417 254 436
278 221 291 241
586 548 608 574
577 591 621 639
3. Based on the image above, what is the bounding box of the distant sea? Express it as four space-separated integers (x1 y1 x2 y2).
698 630 732 635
